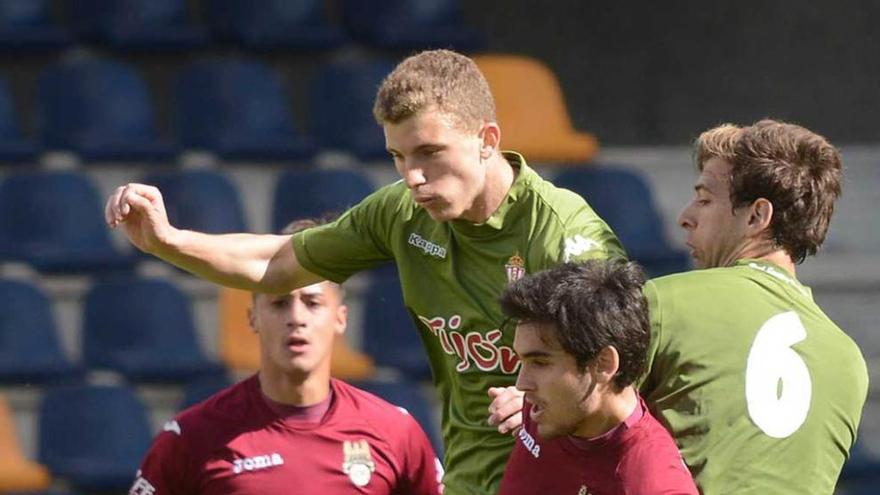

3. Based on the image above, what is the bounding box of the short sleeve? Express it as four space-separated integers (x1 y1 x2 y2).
129 425 196 495
292 185 401 283
395 414 444 495
557 205 627 263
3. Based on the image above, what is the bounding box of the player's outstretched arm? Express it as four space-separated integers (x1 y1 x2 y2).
105 183 321 293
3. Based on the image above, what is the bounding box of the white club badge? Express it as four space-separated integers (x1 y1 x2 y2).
342 439 376 487
505 253 526 284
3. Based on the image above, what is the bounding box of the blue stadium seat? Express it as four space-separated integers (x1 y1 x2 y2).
0 76 35 164
0 0 70 50
142 170 248 234
38 384 152 492
205 0 346 50
0 171 135 273
362 268 432 380
83 278 225 383
554 166 691 277
179 373 233 411
68 0 208 50
0 279 80 384
271 168 374 231
340 0 484 50
354 379 443 456
36 57 174 162
173 58 315 162
310 59 393 161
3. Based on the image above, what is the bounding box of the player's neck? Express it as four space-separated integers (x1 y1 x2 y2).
258 367 331 407
573 386 638 439
460 153 516 223
734 244 797 278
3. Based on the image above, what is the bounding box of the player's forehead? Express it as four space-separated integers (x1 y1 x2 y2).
514 321 564 354
696 157 733 195
263 281 337 301
384 109 472 149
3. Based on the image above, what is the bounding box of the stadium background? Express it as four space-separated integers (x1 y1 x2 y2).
0 1 877 494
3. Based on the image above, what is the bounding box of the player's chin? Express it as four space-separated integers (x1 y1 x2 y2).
536 422 563 440
424 206 457 222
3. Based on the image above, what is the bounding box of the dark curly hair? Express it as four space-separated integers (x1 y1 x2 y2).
499 259 649 390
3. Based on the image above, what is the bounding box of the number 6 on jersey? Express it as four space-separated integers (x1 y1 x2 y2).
745 311 812 438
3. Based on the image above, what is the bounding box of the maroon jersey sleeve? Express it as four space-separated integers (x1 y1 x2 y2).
393 413 444 495
129 422 197 495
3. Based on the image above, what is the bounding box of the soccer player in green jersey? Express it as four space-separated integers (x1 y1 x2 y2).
640 119 868 493
105 49 624 495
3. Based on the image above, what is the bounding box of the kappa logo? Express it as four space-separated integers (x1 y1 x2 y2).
162 420 181 435
129 470 156 495
232 453 285 474
563 235 601 261
408 232 447 259
342 439 376 487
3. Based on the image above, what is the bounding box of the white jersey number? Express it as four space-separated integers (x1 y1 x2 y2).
745 311 812 438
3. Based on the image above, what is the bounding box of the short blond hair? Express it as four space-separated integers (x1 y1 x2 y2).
694 123 741 170
373 49 496 130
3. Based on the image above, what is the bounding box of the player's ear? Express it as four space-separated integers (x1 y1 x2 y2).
335 304 348 336
479 121 501 159
747 198 774 233
594 346 620 385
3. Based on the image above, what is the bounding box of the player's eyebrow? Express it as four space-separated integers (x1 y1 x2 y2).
518 350 553 360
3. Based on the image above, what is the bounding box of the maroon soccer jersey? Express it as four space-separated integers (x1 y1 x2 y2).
129 376 443 495
498 398 697 495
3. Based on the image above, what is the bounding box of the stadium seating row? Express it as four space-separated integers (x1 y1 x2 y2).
0 166 686 276
0 52 598 165
0 269 434 385
0 0 482 52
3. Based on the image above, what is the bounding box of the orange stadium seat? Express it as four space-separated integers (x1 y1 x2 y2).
0 394 51 492
473 54 599 164
218 287 376 380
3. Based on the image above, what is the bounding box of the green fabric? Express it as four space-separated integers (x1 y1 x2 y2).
641 259 868 494
293 152 625 494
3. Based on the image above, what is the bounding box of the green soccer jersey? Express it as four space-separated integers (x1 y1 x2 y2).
292 152 625 494
641 259 868 494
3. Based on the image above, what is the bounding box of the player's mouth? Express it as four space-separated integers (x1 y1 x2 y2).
414 195 438 207
286 336 310 353
529 401 545 421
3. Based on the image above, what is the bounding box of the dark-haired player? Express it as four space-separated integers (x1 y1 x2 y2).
497 260 697 494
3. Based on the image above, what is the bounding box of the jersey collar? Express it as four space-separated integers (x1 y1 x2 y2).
736 258 811 298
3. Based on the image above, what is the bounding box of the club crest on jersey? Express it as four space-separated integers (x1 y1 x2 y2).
505 253 525 284
342 439 376 487
577 485 591 495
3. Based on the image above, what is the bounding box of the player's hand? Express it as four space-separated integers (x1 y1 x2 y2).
487 386 524 436
104 183 174 255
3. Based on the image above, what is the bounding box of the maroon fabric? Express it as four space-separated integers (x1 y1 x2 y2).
131 376 442 495
499 397 698 495
260 388 333 425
